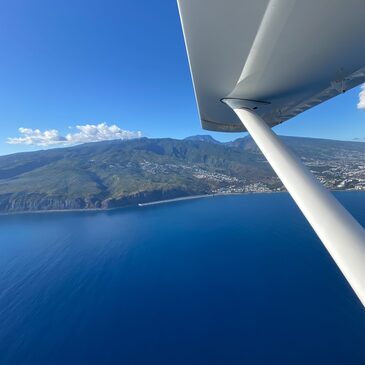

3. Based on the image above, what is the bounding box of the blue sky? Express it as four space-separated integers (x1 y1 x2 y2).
0 0 365 155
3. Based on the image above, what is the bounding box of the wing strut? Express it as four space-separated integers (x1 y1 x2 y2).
232 107 365 307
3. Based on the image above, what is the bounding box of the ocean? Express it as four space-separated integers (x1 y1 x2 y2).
0 192 365 364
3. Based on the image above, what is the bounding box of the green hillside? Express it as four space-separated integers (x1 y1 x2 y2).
0 135 364 213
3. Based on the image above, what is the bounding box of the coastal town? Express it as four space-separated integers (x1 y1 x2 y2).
139 144 365 195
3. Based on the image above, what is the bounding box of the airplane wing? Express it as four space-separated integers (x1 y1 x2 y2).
178 0 365 132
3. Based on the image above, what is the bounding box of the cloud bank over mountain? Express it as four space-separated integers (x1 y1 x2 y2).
7 123 142 147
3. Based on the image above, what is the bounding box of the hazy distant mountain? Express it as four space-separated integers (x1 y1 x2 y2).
0 136 364 213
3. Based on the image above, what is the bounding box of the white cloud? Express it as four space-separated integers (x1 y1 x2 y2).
357 83 365 109
7 123 142 147
7 128 67 146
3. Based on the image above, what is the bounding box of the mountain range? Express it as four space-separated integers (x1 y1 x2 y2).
0 135 364 213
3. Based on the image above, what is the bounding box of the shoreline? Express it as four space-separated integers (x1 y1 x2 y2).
0 193 231 217
0 189 361 217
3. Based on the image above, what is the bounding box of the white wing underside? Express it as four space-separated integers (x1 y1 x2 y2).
178 0 365 132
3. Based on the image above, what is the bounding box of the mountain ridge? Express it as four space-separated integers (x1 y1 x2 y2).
0 135 364 213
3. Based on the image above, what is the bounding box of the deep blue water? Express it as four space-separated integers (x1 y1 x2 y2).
1 192 365 364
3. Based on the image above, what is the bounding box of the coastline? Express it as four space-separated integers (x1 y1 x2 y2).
0 189 361 217
0 193 229 216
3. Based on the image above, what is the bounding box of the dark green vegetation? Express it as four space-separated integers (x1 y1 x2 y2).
0 135 364 213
